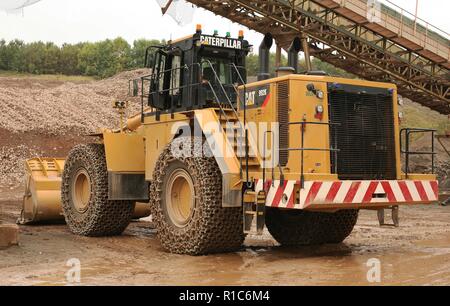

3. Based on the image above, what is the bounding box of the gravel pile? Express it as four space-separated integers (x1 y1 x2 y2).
0 69 148 135
0 145 45 188
0 69 148 188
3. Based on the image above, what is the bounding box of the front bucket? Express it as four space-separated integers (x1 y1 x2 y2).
18 158 66 224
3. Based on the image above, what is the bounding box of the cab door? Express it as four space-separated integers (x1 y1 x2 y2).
150 50 168 110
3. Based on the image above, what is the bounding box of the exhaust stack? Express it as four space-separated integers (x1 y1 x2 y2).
301 34 312 72
287 37 302 73
257 33 274 81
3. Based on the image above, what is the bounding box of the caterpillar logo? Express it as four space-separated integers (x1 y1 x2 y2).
200 35 242 50
241 85 271 109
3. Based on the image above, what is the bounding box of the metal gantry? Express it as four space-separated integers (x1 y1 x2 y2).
186 0 450 114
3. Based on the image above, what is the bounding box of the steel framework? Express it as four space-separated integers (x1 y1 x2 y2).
186 0 450 114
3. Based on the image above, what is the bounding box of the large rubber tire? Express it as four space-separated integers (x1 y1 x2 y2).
61 143 135 237
266 208 359 246
150 137 245 255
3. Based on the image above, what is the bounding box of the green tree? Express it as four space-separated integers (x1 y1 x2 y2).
78 38 133 78
59 43 84 75
130 38 162 68
42 42 61 74
78 42 100 76
2 40 25 71
246 53 258 77
0 39 7 70
246 52 288 77
22 41 46 74
110 37 132 73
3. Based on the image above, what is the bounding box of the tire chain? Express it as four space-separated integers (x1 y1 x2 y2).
61 143 135 237
150 137 246 255
266 208 359 246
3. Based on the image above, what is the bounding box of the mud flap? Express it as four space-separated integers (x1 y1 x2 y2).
222 173 242 208
256 191 266 234
243 191 256 234
108 172 149 201
243 190 266 235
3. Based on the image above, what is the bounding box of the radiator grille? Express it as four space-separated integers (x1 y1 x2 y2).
278 81 289 166
328 86 396 180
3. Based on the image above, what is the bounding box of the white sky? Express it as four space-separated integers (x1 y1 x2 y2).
0 0 448 48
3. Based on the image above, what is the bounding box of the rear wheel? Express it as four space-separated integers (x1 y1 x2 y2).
150 137 245 255
266 208 358 246
61 143 135 236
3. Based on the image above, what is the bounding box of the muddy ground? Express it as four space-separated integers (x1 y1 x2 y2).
0 191 449 286
0 73 449 286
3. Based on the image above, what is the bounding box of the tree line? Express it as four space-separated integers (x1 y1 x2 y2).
0 37 163 78
0 37 351 79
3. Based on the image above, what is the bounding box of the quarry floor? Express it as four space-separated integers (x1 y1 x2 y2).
0 187 449 286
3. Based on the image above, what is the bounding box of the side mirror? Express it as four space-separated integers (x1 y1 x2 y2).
132 79 139 97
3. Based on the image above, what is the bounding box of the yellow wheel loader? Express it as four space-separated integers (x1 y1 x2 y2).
21 26 439 255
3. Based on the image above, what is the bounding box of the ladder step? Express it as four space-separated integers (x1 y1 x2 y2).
245 160 260 166
220 118 239 124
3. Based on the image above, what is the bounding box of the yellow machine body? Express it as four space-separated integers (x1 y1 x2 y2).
134 74 438 210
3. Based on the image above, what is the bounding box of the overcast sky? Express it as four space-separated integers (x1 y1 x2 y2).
0 0 448 48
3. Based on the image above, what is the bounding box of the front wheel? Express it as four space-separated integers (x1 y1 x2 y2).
150 137 245 255
61 143 135 237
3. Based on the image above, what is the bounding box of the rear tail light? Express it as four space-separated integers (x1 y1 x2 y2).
315 105 324 120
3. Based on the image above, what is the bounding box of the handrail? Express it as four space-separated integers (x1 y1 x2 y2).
381 0 449 37
202 59 252 185
400 128 437 177
133 58 252 184
204 81 233 122
133 60 241 121
132 63 203 119
230 62 250 184
436 135 450 159
201 60 241 123
345 0 449 38
262 131 276 185
279 121 341 189
338 0 449 59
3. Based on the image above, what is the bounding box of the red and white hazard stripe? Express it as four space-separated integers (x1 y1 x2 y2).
254 180 439 209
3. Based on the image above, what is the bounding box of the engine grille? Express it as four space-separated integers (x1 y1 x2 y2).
328 84 396 180
278 81 289 167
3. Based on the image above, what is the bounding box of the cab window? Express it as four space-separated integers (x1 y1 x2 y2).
170 55 182 95
201 57 232 84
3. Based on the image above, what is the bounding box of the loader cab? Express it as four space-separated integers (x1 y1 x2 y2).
148 26 250 113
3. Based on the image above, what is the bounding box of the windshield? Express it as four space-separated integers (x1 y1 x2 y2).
201 57 233 85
